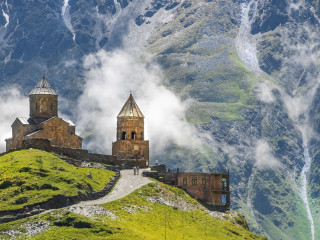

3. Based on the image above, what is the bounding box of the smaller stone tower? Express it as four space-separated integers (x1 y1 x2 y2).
112 94 149 166
29 72 58 123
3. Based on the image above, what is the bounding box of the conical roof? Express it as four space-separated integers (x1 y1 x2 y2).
29 73 57 95
117 94 144 118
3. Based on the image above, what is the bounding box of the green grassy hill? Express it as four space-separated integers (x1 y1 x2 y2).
0 181 266 239
0 149 115 212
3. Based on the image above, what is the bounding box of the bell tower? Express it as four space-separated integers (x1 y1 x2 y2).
112 94 149 167
29 72 58 123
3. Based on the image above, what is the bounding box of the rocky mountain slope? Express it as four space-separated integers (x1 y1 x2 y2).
0 0 320 239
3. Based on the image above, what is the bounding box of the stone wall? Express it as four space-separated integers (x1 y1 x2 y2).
112 139 149 166
29 117 82 149
151 164 166 173
117 117 144 141
30 94 58 120
8 116 83 151
5 138 148 168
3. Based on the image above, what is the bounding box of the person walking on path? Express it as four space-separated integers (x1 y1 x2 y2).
23 206 28 217
133 166 137 175
137 166 139 175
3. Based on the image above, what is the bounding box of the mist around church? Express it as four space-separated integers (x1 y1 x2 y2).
0 0 319 239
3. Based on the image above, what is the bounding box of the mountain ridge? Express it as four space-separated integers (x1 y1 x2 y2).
0 0 319 239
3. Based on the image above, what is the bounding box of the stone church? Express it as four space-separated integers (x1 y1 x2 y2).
5 74 149 167
112 94 149 166
5 74 82 151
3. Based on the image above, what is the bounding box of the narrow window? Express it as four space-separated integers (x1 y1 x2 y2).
222 178 227 191
35 102 38 111
131 132 136 140
202 178 207 185
140 131 144 140
221 194 227 204
121 131 127 140
192 177 197 186
183 177 187 185
40 100 48 112
51 103 53 110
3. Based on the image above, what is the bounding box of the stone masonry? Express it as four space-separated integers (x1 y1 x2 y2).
112 94 149 167
5 73 82 151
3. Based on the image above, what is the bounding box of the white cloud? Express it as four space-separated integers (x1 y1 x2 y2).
0 87 28 152
255 139 279 168
256 82 275 103
77 50 200 155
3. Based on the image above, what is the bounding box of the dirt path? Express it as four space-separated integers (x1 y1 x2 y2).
73 169 152 206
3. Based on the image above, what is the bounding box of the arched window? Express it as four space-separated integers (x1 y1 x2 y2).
40 100 48 112
121 131 127 140
192 177 197 186
183 177 187 185
140 131 144 140
131 132 136 140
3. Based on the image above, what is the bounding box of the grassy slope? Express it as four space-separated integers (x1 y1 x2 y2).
252 169 311 240
0 182 266 240
0 149 115 211
310 198 320 240
309 148 320 240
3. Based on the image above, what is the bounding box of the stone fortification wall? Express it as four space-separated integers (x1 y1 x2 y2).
4 138 147 168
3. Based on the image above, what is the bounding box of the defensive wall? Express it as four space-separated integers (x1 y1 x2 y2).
1 138 147 168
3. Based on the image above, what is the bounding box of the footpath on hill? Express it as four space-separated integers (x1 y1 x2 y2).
73 169 152 206
0 168 152 224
